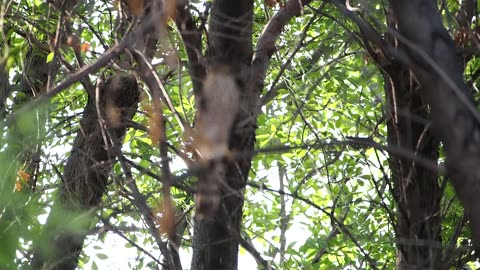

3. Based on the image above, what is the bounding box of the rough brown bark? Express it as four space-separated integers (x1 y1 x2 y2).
191 0 255 270
389 0 480 247
384 64 442 269
189 1 254 269
31 75 139 270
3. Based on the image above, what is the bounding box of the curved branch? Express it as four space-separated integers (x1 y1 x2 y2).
175 0 205 94
252 0 314 105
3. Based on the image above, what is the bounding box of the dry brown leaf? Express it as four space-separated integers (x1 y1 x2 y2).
15 181 22 192
80 43 90 52
158 197 175 240
18 169 30 182
147 101 164 146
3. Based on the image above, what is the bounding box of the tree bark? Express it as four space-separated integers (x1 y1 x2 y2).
189 1 254 269
31 75 139 270
191 0 255 270
383 63 442 269
389 0 480 247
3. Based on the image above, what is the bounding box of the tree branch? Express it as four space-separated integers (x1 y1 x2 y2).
174 0 205 94
252 0 314 106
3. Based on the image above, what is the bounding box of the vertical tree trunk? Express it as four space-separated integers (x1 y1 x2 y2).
190 1 254 269
389 0 480 246
32 75 139 270
384 63 442 269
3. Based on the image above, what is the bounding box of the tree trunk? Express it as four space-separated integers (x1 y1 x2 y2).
190 1 254 269
383 63 442 269
32 75 139 270
389 0 480 247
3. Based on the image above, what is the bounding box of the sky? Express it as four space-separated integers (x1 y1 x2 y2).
83 232 258 270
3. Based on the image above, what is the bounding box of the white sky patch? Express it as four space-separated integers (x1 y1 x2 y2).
83 231 258 270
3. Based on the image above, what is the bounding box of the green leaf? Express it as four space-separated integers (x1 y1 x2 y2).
92 261 98 270
46 52 54 63
96 253 108 260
